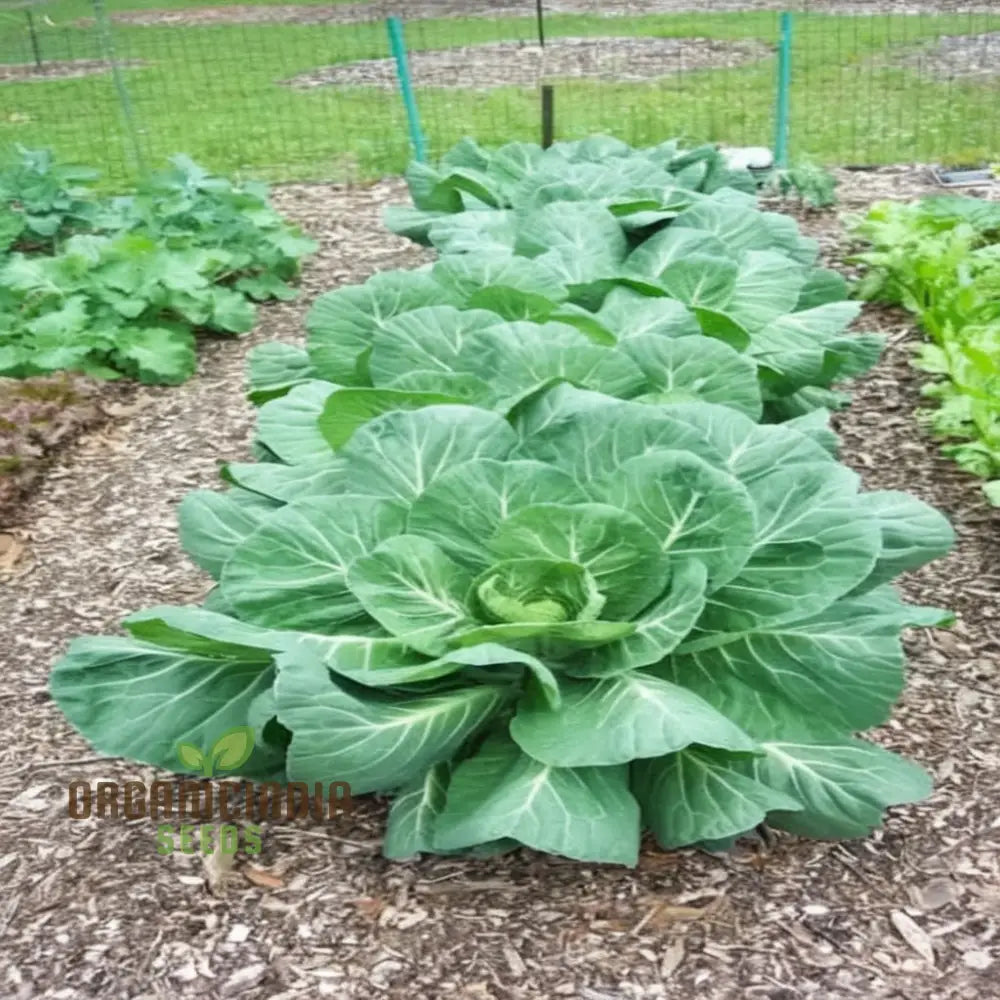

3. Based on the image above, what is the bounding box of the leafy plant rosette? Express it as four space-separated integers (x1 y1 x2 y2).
244 187 884 428
51 383 954 864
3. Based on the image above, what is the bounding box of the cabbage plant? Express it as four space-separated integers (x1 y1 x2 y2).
51 384 953 864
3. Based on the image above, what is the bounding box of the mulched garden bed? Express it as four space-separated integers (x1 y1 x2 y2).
0 59 145 84
898 31 1000 79
281 36 772 92
1 171 999 999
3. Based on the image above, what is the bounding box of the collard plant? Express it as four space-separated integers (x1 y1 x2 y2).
384 135 758 247
251 187 882 425
51 382 954 864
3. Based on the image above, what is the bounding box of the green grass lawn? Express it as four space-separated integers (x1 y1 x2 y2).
0 7 998 186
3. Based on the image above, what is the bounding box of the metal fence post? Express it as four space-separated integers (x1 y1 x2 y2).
386 17 427 163
91 0 146 175
774 12 794 167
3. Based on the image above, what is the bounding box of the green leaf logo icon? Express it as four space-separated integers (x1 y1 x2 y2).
209 726 255 774
175 727 255 777
176 742 206 772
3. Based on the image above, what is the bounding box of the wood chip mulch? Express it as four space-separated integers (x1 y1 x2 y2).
0 60 146 84
281 37 772 92
1 171 999 1000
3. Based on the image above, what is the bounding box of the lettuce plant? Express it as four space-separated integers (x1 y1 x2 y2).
51 383 953 864
852 197 1000 503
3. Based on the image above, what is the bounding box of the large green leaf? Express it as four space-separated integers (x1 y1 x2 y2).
280 631 473 688
123 605 290 660
664 586 949 733
751 738 932 838
256 380 337 464
432 251 568 321
698 462 882 629
671 198 780 254
347 536 475 655
306 270 446 384
384 763 451 859
597 449 757 587
721 250 807 333
368 305 503 386
317 386 469 450
246 342 317 404
660 401 835 482
633 747 802 849
220 495 406 633
624 227 728 284
854 491 955 590
456 321 648 402
406 457 586 569
337 405 518 504
659 253 739 312
513 384 721 485
177 488 275 579
221 458 349 504
619 334 763 419
488 502 670 620
513 201 628 288
432 733 641 865
510 672 756 767
595 288 701 342
275 656 505 794
50 635 281 780
428 211 517 254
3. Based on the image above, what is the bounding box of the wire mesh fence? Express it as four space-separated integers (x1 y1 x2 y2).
0 0 998 186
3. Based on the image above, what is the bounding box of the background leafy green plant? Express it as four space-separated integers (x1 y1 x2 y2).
0 148 316 384
766 158 839 210
851 196 1000 504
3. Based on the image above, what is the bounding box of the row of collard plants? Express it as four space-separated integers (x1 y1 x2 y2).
851 195 1000 505
52 136 957 865
0 147 316 385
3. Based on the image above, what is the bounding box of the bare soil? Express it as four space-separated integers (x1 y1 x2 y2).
88 1 1000 29
282 36 772 92
1 171 1000 1000
0 59 145 84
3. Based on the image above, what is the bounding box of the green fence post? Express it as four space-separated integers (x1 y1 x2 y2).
91 0 146 176
774 12 793 168
387 17 427 163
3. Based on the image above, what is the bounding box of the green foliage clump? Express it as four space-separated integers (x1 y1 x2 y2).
0 148 316 385
49 136 954 865
851 196 1000 504
767 158 839 210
